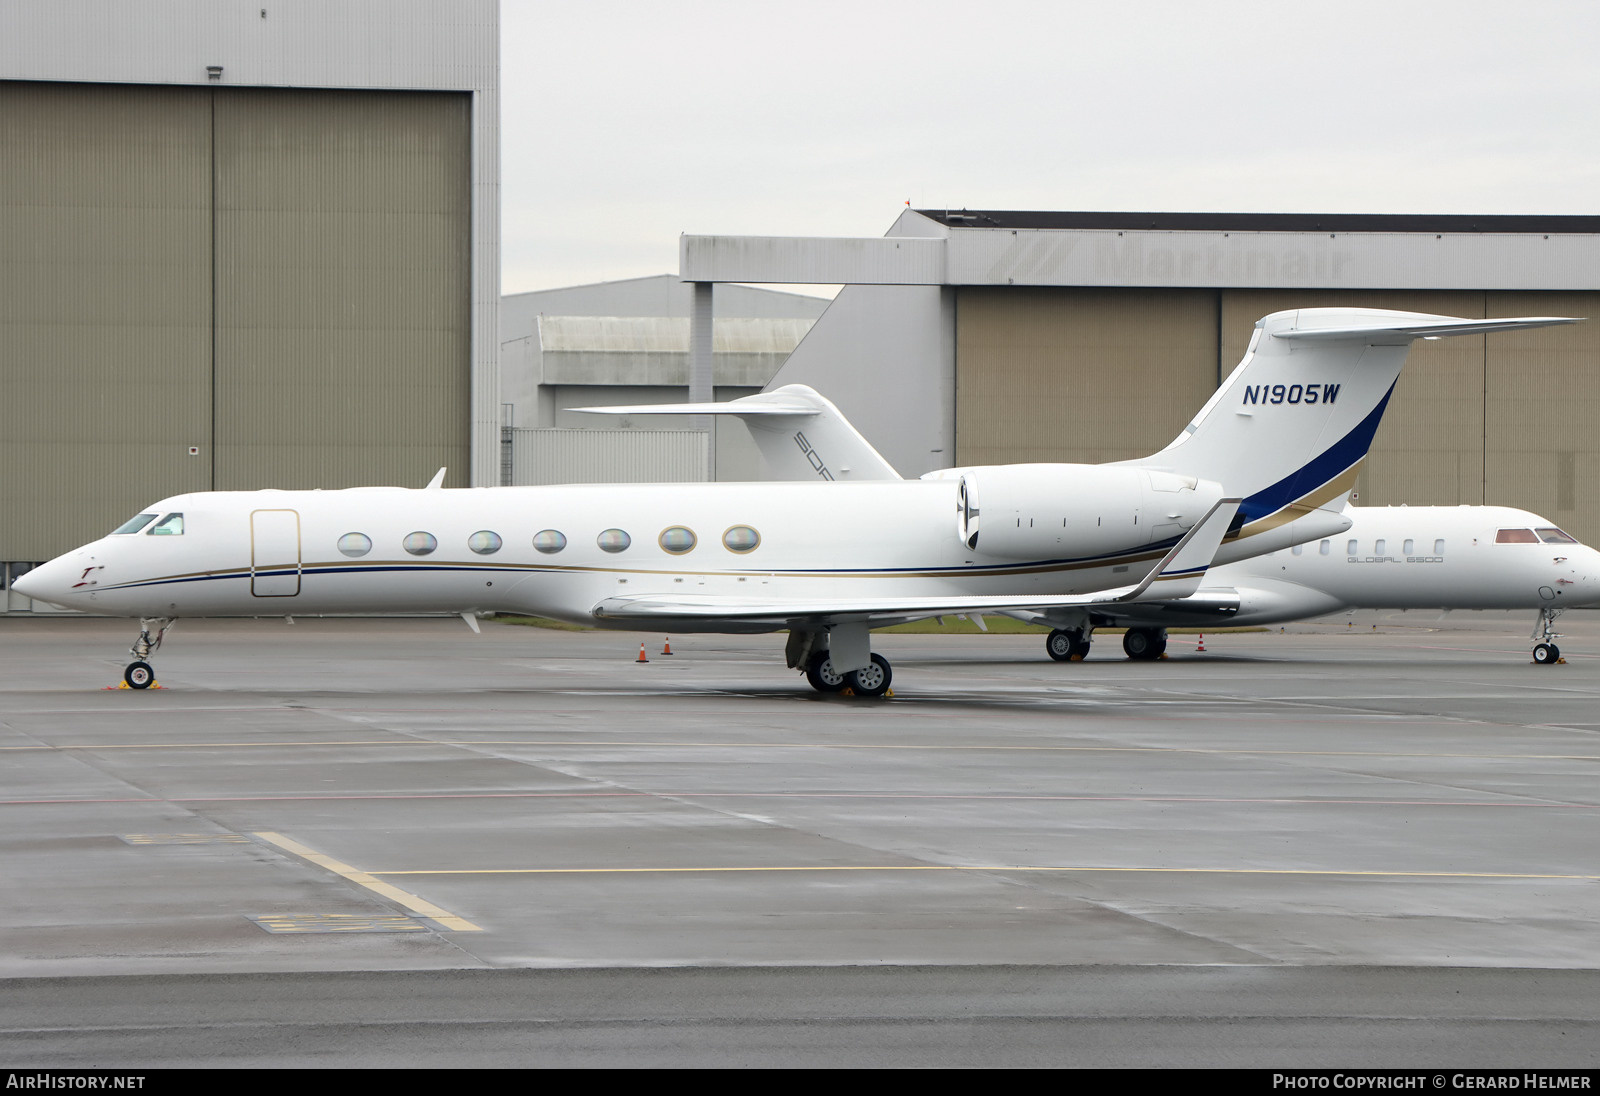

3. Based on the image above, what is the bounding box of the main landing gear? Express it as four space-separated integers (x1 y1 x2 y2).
1046 628 1092 662
1532 607 1565 666
1121 627 1167 661
1043 625 1169 662
790 628 893 696
805 650 893 697
124 617 173 690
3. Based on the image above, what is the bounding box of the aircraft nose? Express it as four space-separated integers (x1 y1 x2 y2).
9 564 47 600
9 555 77 607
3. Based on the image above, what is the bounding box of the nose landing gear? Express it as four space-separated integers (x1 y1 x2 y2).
1532 607 1565 666
123 617 174 690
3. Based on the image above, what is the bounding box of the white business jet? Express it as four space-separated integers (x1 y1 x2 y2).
1014 506 1600 665
665 376 1600 667
13 309 1574 693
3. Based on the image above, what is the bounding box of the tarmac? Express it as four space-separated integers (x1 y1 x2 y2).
3 611 1599 1067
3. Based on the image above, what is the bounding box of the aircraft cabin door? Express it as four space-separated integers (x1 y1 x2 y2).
251 509 302 597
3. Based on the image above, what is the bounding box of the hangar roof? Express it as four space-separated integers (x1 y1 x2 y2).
913 210 1600 234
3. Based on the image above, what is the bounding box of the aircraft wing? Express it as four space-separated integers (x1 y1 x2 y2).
592 499 1241 626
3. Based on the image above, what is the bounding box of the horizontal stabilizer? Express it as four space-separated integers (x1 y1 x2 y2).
1273 315 1579 343
573 393 821 417
574 385 901 481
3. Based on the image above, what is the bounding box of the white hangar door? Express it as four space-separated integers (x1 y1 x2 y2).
250 509 302 597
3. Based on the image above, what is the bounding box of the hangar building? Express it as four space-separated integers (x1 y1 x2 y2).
682 209 1600 544
1 0 497 611
500 274 825 484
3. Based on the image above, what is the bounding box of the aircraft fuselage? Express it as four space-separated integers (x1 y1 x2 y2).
24 477 1259 628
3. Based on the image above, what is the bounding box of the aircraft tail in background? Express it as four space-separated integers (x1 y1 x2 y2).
574 384 903 482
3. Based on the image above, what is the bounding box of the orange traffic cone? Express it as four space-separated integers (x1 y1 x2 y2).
636 643 649 663
1196 633 1206 652
662 638 674 656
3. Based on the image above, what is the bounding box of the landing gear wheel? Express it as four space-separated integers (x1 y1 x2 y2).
1533 643 1561 665
806 650 847 692
1046 629 1074 662
1046 629 1091 662
124 661 154 690
847 653 892 697
1123 628 1167 661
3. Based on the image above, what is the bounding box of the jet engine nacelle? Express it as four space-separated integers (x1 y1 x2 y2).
941 464 1225 560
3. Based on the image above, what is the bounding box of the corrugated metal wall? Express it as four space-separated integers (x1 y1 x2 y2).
212 88 470 492
1484 291 1600 535
955 288 1218 466
0 81 470 563
1 82 213 561
510 429 710 486
955 286 1600 545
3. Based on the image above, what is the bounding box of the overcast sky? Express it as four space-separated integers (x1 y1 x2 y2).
499 0 1600 296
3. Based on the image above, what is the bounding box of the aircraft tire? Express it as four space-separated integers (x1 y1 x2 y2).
848 654 892 697
124 661 154 689
1046 629 1074 662
1122 628 1165 661
806 651 847 692
1533 643 1560 665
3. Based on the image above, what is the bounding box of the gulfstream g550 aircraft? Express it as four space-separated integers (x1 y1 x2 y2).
14 308 1575 693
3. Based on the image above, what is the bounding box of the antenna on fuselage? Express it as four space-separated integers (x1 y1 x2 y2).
424 467 447 490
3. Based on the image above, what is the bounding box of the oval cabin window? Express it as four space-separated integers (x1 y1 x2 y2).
403 532 438 556
468 530 502 555
659 526 697 554
533 530 566 554
337 533 372 558
597 529 631 553
723 525 761 553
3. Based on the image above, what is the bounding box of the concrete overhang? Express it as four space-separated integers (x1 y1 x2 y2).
682 211 1600 291
681 234 947 286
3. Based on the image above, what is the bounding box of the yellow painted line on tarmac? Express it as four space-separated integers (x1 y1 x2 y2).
369 864 1600 881
254 831 482 931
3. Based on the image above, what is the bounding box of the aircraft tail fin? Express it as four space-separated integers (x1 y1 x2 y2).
572 384 903 481
1126 309 1579 537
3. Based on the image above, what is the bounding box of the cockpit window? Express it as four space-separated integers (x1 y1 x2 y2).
147 513 185 536
1494 528 1538 544
1537 527 1578 544
112 514 158 535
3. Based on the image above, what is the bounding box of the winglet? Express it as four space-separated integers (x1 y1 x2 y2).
1104 498 1242 603
424 468 447 490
